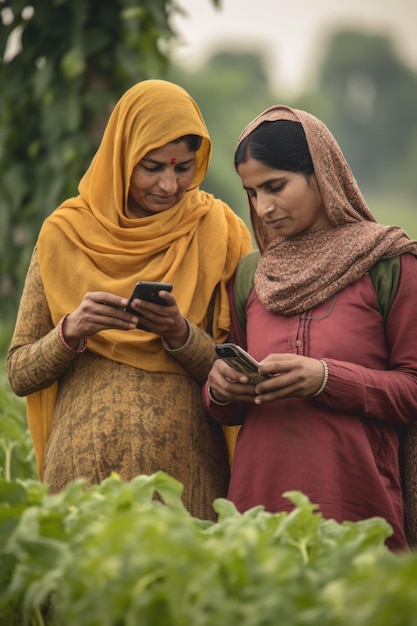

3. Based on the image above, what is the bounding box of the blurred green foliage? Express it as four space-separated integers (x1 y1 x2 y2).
0 368 37 481
168 30 417 239
0 0 182 326
1 4 416 351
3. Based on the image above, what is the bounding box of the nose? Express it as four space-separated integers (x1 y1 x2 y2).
256 194 273 218
158 168 178 194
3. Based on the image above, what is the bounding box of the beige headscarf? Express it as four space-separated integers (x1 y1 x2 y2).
236 105 417 315
28 79 252 477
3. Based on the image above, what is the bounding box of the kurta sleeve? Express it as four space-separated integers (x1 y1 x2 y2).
163 321 217 386
201 276 249 425
6 247 84 396
315 254 417 426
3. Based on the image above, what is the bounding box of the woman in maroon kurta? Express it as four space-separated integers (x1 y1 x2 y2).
203 106 417 551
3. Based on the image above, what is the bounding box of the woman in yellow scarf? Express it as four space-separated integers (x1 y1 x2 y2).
6 79 252 520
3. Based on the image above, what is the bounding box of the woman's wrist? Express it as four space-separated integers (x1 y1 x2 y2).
312 359 329 396
208 385 232 406
58 315 87 353
162 317 191 351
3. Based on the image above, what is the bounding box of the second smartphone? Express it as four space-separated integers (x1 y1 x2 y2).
215 342 269 384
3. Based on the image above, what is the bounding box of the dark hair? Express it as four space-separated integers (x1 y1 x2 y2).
234 120 314 176
174 134 202 151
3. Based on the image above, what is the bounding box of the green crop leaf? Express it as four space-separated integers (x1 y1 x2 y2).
1 474 417 625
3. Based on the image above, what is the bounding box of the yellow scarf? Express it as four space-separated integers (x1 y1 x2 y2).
28 79 252 478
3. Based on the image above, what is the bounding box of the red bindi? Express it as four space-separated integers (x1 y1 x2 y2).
170 157 177 164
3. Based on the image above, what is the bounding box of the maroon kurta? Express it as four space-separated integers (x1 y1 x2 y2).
204 253 417 551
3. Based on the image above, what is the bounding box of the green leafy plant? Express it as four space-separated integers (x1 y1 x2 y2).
0 369 36 482
2 471 417 626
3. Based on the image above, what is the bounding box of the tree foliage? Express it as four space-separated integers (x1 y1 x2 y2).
1 7 416 342
0 0 189 325
169 32 417 237
316 30 417 196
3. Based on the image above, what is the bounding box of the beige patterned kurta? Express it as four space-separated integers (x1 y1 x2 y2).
7 250 230 520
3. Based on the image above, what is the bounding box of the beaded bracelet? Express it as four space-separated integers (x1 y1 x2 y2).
312 359 329 397
208 385 232 406
58 315 87 353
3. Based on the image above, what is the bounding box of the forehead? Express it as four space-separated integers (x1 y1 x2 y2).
142 141 195 163
237 157 288 185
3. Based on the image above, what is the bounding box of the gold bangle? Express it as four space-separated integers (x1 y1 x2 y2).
313 360 329 397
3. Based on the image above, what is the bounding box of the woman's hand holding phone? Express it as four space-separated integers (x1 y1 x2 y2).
125 281 173 331
215 343 270 384
61 292 140 348
207 344 263 405
125 281 189 347
209 343 326 404
61 281 188 348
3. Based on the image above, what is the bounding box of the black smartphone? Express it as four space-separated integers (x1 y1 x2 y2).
126 281 173 331
215 343 269 384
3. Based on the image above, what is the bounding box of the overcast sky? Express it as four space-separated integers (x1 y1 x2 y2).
171 0 417 95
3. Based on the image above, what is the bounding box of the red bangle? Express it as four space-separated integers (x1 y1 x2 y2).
58 315 87 353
